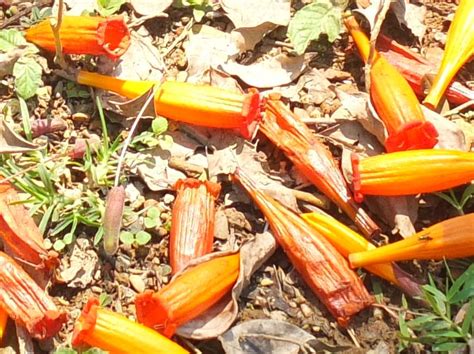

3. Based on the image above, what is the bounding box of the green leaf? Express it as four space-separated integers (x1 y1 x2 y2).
119 231 134 245
53 348 77 354
148 206 161 219
83 349 108 354
13 56 42 99
460 184 474 208
287 0 342 55
97 0 127 16
461 299 474 336
63 233 73 245
193 7 206 22
144 217 158 229
0 29 28 52
53 239 66 251
447 264 474 301
431 342 466 352
406 314 438 329
135 230 152 245
152 117 168 135
99 293 112 307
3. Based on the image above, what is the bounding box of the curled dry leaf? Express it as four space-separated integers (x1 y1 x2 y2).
219 319 351 354
177 232 277 339
0 117 40 154
59 238 99 289
220 54 306 88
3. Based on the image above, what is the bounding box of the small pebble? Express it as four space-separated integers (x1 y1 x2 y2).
163 194 175 204
260 278 274 286
129 274 146 293
300 303 313 317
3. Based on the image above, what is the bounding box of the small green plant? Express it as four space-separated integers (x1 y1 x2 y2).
399 264 474 352
436 184 474 215
144 206 162 229
174 0 212 22
287 0 349 55
119 230 152 246
131 117 172 150
97 0 127 16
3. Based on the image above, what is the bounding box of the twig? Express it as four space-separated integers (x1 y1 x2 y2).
114 88 156 187
442 99 474 117
292 189 330 210
50 0 67 69
162 18 194 58
180 337 203 354
346 327 361 348
365 0 392 92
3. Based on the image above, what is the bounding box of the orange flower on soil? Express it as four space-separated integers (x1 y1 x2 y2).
234 169 373 326
301 212 422 297
262 97 379 238
0 307 8 342
135 253 239 337
72 298 189 354
76 70 262 139
0 181 58 273
344 16 438 152
25 16 130 59
351 149 474 202
0 251 67 340
349 214 474 267
170 179 221 274
424 0 474 109
377 35 474 106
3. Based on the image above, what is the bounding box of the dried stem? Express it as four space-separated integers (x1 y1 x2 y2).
50 0 67 69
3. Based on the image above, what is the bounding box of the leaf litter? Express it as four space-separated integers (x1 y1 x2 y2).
0 0 472 353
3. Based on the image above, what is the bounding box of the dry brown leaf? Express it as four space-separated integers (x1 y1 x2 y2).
177 232 277 339
0 117 40 154
220 0 291 29
220 54 306 88
59 238 99 288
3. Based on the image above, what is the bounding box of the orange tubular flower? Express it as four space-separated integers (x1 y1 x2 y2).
72 298 189 354
0 251 67 339
262 98 379 238
344 16 438 152
170 179 221 274
301 212 422 297
0 182 58 273
0 307 8 342
349 214 474 268
25 16 130 60
135 253 239 337
234 170 373 326
424 0 474 109
351 149 474 202
377 35 474 106
76 70 262 139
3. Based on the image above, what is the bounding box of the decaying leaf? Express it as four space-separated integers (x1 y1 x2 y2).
219 319 350 354
205 130 298 211
0 117 39 154
0 48 26 78
64 0 97 15
130 0 172 17
220 0 291 29
219 54 306 88
177 232 277 339
59 238 99 289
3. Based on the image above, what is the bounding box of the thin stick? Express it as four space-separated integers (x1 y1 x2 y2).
114 89 156 187
50 0 67 69
442 99 474 117
162 19 194 58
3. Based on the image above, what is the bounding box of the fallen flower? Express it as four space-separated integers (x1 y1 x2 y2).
0 251 67 339
377 35 474 106
103 185 125 256
0 181 58 273
136 253 240 337
301 212 422 297
72 298 189 354
0 307 7 342
76 70 262 139
25 16 130 60
170 179 221 274
349 214 474 267
234 169 373 326
262 97 379 238
424 0 474 109
351 149 474 202
344 16 438 152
